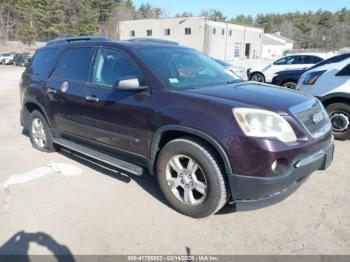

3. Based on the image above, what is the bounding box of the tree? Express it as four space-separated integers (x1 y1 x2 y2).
201 9 226 21
138 3 162 19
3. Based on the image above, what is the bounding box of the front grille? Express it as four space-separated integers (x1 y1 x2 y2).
291 100 330 138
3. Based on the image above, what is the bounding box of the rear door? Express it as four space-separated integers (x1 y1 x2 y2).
45 47 95 138
84 47 152 155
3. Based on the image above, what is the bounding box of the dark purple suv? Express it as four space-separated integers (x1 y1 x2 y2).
20 36 334 218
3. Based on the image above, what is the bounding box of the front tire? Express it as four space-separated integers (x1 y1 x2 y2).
156 137 227 218
29 110 56 152
326 103 350 140
250 72 265 82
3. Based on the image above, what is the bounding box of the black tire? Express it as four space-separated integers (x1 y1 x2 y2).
156 137 227 218
29 110 56 152
326 103 350 140
250 72 265 82
282 81 297 90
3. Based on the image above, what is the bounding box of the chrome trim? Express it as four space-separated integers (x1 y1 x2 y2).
289 99 331 139
294 149 324 168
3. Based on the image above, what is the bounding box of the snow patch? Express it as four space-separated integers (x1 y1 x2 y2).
1 163 81 188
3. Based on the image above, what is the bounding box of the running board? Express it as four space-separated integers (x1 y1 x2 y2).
53 138 143 176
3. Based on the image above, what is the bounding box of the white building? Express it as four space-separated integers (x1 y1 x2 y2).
262 33 294 60
118 17 264 61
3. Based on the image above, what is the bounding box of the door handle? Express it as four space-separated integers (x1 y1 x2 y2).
47 88 57 94
85 96 99 102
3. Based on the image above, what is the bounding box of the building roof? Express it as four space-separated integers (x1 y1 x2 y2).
263 35 285 46
263 33 294 46
271 33 294 43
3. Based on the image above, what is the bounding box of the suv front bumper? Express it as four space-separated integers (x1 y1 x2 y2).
227 137 334 209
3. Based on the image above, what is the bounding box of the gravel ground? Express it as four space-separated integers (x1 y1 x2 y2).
0 65 349 256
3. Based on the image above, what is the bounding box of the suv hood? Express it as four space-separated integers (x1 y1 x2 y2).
183 82 312 113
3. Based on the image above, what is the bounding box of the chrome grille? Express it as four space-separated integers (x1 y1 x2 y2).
291 99 331 138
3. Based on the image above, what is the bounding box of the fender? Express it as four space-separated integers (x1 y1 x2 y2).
149 125 233 176
318 92 350 104
22 97 52 128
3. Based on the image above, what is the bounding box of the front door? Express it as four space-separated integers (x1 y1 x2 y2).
84 47 152 156
46 47 95 137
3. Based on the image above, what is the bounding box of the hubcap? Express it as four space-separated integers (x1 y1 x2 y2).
31 118 47 148
284 82 297 89
165 154 207 206
330 112 350 133
251 74 264 82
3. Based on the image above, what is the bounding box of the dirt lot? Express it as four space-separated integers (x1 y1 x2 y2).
0 65 349 255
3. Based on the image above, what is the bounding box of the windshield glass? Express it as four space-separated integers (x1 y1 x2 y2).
136 47 241 90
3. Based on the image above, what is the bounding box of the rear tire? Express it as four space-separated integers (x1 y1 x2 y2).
282 81 297 90
250 72 265 82
156 137 227 218
326 103 350 140
29 110 56 152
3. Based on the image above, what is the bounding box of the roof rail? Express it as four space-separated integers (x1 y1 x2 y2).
46 35 110 46
127 38 179 45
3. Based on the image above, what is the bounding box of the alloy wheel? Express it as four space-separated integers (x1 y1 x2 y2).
165 154 207 206
31 118 47 148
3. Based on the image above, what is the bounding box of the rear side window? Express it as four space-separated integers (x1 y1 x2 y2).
336 63 350 76
52 47 94 82
27 48 58 76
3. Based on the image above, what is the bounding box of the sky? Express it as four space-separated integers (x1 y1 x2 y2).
132 0 350 18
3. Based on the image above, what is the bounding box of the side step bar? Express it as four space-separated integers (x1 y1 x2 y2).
53 138 143 176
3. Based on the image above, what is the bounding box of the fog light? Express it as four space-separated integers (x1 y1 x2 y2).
271 158 289 175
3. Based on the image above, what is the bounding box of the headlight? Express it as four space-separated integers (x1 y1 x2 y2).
233 108 297 143
302 70 326 85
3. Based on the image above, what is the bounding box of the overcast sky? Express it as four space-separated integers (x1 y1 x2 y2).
133 0 350 18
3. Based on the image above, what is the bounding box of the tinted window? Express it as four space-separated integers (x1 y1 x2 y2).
92 48 142 87
28 48 59 76
52 47 94 82
309 53 350 71
337 63 350 76
274 56 296 65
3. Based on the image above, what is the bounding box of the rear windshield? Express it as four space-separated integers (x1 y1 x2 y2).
136 47 240 90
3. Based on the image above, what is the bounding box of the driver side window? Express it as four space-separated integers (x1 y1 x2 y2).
92 48 143 88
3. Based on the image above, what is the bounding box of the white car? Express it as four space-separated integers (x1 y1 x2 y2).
248 53 331 83
297 56 350 140
213 59 248 80
0 52 15 65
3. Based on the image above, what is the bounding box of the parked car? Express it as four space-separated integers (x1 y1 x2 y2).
271 53 350 89
0 52 15 65
248 53 331 83
297 57 350 140
213 58 248 80
13 52 32 66
20 36 334 218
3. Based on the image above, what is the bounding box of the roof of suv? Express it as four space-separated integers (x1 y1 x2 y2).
44 36 182 49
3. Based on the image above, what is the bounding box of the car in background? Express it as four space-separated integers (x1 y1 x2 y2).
272 53 350 89
0 52 15 65
297 57 350 140
213 58 248 80
248 53 331 83
13 52 32 66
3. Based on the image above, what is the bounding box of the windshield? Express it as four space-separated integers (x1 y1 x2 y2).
136 47 241 90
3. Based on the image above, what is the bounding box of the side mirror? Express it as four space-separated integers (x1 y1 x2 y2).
114 77 148 91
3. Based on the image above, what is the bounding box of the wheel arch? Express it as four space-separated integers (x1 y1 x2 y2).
22 98 51 128
319 93 350 107
149 125 233 178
